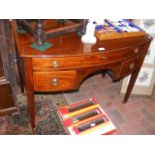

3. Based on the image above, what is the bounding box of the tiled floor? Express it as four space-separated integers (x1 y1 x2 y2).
63 73 155 135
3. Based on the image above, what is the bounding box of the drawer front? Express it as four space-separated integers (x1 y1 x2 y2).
120 55 141 77
125 45 143 59
33 70 76 91
32 52 129 69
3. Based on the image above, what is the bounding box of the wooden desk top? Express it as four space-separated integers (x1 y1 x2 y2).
16 31 152 58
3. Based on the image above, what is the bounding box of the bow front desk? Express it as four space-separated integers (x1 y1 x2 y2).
11 22 152 129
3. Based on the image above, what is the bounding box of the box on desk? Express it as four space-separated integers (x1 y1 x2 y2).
57 98 116 135
95 19 145 41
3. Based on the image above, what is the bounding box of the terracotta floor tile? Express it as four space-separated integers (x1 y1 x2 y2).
140 109 155 122
124 110 143 121
121 120 144 134
143 102 155 113
127 101 145 111
108 109 126 125
139 118 155 134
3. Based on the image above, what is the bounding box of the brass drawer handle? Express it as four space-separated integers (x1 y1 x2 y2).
51 78 59 86
134 48 139 54
129 63 135 70
52 60 59 68
102 56 107 60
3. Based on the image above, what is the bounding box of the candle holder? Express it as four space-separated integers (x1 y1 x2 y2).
17 19 87 46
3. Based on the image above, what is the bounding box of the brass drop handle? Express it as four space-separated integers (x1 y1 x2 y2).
134 48 139 54
52 60 59 68
129 63 135 70
51 78 59 86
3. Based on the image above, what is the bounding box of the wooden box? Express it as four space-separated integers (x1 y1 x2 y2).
95 19 145 41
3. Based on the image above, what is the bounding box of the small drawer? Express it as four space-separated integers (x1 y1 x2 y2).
33 57 84 69
125 45 143 59
120 55 141 77
33 70 76 91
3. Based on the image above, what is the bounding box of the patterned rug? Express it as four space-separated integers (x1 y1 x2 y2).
0 94 68 135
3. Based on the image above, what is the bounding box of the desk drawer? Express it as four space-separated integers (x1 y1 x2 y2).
32 53 127 69
120 55 141 77
125 45 143 59
33 70 76 91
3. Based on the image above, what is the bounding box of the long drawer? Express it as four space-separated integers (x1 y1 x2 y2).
32 45 143 70
33 70 76 91
32 55 121 69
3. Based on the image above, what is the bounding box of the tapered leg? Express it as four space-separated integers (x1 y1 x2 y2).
123 42 151 103
17 57 25 93
27 91 35 129
123 70 139 103
24 58 35 129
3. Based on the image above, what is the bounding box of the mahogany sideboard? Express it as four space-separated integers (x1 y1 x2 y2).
11 20 152 129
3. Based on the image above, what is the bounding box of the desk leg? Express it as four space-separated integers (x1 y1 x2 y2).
24 58 35 129
123 70 139 103
123 43 151 103
17 57 25 93
27 91 35 129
